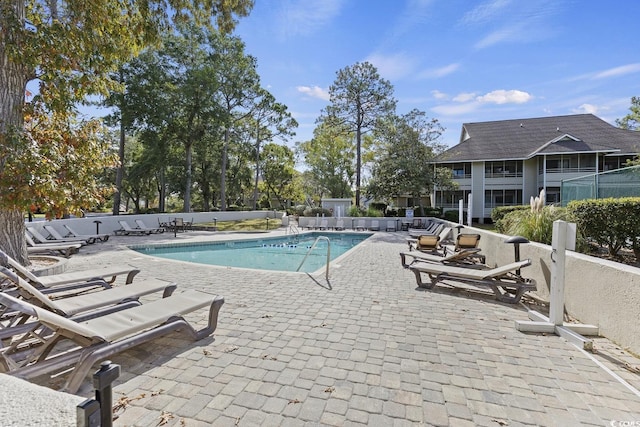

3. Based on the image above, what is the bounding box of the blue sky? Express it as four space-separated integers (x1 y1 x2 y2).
234 0 640 148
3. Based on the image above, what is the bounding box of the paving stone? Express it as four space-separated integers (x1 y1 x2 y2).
27 229 640 427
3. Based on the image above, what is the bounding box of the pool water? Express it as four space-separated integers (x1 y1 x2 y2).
130 232 372 273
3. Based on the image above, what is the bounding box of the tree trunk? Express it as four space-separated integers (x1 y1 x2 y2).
113 113 125 215
0 210 28 265
0 1 30 263
253 133 260 210
183 141 192 212
355 124 362 208
220 127 229 211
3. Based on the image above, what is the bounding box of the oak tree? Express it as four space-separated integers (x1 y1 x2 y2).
0 0 252 262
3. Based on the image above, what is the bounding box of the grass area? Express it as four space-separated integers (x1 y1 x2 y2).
200 218 282 231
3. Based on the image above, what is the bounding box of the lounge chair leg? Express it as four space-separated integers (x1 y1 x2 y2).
162 284 177 298
411 269 435 289
195 296 224 340
400 253 409 268
124 269 141 285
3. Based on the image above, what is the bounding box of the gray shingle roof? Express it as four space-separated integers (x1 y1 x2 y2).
437 114 640 163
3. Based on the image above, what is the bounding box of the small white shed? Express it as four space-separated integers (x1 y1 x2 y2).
321 198 352 217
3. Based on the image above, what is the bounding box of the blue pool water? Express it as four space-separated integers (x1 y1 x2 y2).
130 232 372 273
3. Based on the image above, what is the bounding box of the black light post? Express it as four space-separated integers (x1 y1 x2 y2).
504 235 530 276
93 220 102 234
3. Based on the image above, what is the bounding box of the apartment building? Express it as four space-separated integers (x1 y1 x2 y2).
433 114 640 222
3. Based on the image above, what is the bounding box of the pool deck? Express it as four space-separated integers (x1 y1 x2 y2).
21 227 640 425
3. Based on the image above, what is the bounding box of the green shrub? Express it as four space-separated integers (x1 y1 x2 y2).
492 205 529 226
568 197 640 257
422 207 443 218
499 205 572 246
303 207 332 217
365 207 383 217
443 209 462 222
370 202 387 213
291 205 306 216
348 206 363 217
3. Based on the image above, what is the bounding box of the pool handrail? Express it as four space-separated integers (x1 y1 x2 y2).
296 236 331 280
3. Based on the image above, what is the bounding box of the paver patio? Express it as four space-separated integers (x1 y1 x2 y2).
25 227 640 426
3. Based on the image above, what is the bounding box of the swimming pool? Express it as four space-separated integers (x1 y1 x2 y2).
129 232 372 273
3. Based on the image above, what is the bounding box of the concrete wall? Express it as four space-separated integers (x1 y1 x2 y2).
455 223 640 356
27 214 640 355
26 211 283 236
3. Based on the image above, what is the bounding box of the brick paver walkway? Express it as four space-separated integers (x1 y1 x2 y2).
51 228 640 426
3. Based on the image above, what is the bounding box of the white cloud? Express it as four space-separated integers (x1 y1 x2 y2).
365 52 417 81
460 0 512 26
418 63 460 79
592 63 640 79
474 26 520 49
453 92 477 103
296 85 330 101
572 103 599 114
460 0 563 49
432 89 533 116
476 89 532 104
276 0 344 38
431 90 449 100
432 103 480 116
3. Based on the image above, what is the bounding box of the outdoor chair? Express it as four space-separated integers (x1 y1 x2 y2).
369 220 380 231
0 289 224 393
0 249 139 292
0 264 175 318
355 219 366 231
27 227 87 246
43 225 94 244
134 219 165 234
62 224 110 242
334 219 345 230
25 234 81 258
385 220 397 232
399 248 485 268
408 259 536 303
114 220 152 236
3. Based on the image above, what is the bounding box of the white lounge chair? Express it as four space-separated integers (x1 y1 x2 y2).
399 248 485 268
43 225 93 244
63 224 110 242
369 220 380 231
134 219 165 234
355 219 366 231
385 220 396 232
0 264 175 317
408 259 536 303
0 249 139 290
114 220 152 236
27 227 87 246
25 234 81 258
335 219 345 231
0 289 224 393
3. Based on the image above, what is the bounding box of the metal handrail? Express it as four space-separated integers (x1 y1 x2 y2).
288 223 299 236
296 236 331 280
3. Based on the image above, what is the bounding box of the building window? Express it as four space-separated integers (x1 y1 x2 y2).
543 154 598 173
485 160 522 178
544 187 560 204
484 189 523 208
435 190 471 208
446 163 471 178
